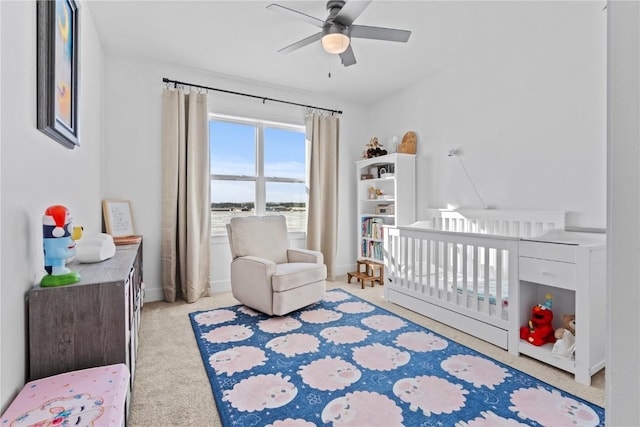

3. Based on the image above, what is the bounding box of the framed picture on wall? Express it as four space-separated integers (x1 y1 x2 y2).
36 0 80 149
103 200 135 237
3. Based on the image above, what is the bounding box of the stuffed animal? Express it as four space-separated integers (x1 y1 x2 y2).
554 314 576 340
364 137 387 158
519 294 556 346
552 314 576 359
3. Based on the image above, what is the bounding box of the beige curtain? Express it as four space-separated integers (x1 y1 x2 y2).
161 88 211 303
306 114 339 280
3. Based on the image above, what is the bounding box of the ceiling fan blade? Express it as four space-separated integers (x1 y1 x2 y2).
334 0 372 26
278 32 323 54
340 45 357 67
350 24 411 43
266 3 324 28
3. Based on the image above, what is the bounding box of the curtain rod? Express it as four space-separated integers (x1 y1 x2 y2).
162 77 343 115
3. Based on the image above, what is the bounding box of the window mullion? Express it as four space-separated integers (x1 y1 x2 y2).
255 124 266 216
211 174 258 181
264 177 305 184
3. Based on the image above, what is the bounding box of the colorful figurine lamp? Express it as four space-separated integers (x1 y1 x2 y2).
41 205 82 287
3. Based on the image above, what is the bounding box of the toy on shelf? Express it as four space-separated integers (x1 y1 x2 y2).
41 205 83 287
519 293 556 346
554 314 576 339
363 137 388 159
552 314 576 360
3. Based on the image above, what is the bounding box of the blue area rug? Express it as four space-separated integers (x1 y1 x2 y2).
189 289 604 427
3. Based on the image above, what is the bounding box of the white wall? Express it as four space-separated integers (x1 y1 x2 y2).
0 0 4 400
102 55 367 301
367 2 606 229
102 3 607 301
607 2 640 425
0 1 105 411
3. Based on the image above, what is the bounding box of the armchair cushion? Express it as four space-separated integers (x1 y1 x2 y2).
228 215 289 264
272 263 327 292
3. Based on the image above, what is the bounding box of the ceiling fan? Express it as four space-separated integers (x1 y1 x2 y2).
266 0 411 67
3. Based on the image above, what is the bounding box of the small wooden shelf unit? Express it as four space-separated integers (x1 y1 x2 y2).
347 259 384 289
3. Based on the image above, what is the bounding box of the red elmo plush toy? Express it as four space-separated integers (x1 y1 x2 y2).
520 293 556 346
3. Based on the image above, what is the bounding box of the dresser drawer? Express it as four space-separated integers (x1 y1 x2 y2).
519 240 576 263
519 256 576 290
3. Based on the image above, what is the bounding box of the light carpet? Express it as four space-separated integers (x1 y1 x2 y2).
189 288 604 427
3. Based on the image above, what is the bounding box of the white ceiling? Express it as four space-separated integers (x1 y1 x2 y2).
87 1 604 106
87 0 480 105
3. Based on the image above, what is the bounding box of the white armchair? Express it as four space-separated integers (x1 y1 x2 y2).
226 215 326 316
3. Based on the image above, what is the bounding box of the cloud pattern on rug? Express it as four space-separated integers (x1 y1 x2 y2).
190 289 604 427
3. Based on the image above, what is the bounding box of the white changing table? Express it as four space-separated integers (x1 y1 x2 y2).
517 230 606 385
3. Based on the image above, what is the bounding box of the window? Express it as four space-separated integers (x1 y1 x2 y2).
209 115 308 235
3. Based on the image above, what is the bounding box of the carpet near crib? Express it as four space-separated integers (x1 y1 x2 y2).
189 289 603 427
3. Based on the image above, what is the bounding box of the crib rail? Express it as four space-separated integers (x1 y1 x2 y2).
425 209 565 238
385 227 520 351
386 228 518 319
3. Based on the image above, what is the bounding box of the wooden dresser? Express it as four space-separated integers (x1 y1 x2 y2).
28 241 143 411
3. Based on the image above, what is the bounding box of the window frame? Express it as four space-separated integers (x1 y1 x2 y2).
209 114 308 239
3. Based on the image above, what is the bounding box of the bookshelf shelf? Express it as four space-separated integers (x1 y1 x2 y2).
354 154 416 265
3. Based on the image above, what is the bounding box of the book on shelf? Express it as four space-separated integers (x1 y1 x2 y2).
113 235 142 246
361 239 383 261
361 217 385 240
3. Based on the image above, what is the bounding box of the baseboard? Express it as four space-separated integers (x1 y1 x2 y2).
334 262 357 278
143 287 164 303
211 279 231 294
143 280 231 302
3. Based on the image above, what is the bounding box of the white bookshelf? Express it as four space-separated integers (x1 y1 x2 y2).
356 153 416 263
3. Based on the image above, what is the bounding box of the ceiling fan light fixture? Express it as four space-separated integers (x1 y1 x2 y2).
269 0 411 67
321 27 350 54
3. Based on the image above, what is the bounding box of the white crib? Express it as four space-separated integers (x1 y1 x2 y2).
384 209 565 354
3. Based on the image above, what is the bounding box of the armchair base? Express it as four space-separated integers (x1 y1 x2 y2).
273 280 326 316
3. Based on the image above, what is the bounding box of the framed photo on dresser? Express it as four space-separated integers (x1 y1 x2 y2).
103 200 135 237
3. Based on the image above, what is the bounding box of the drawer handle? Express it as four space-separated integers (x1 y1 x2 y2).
541 271 552 276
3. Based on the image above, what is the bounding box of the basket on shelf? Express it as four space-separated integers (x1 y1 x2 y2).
398 131 417 154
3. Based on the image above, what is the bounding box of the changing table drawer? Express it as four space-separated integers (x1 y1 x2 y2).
519 256 576 290
519 240 576 263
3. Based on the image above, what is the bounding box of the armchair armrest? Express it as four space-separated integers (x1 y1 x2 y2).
231 256 276 279
230 256 277 314
287 248 324 264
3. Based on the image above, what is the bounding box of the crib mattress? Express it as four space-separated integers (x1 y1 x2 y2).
391 280 510 320
394 268 509 300
391 265 510 320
